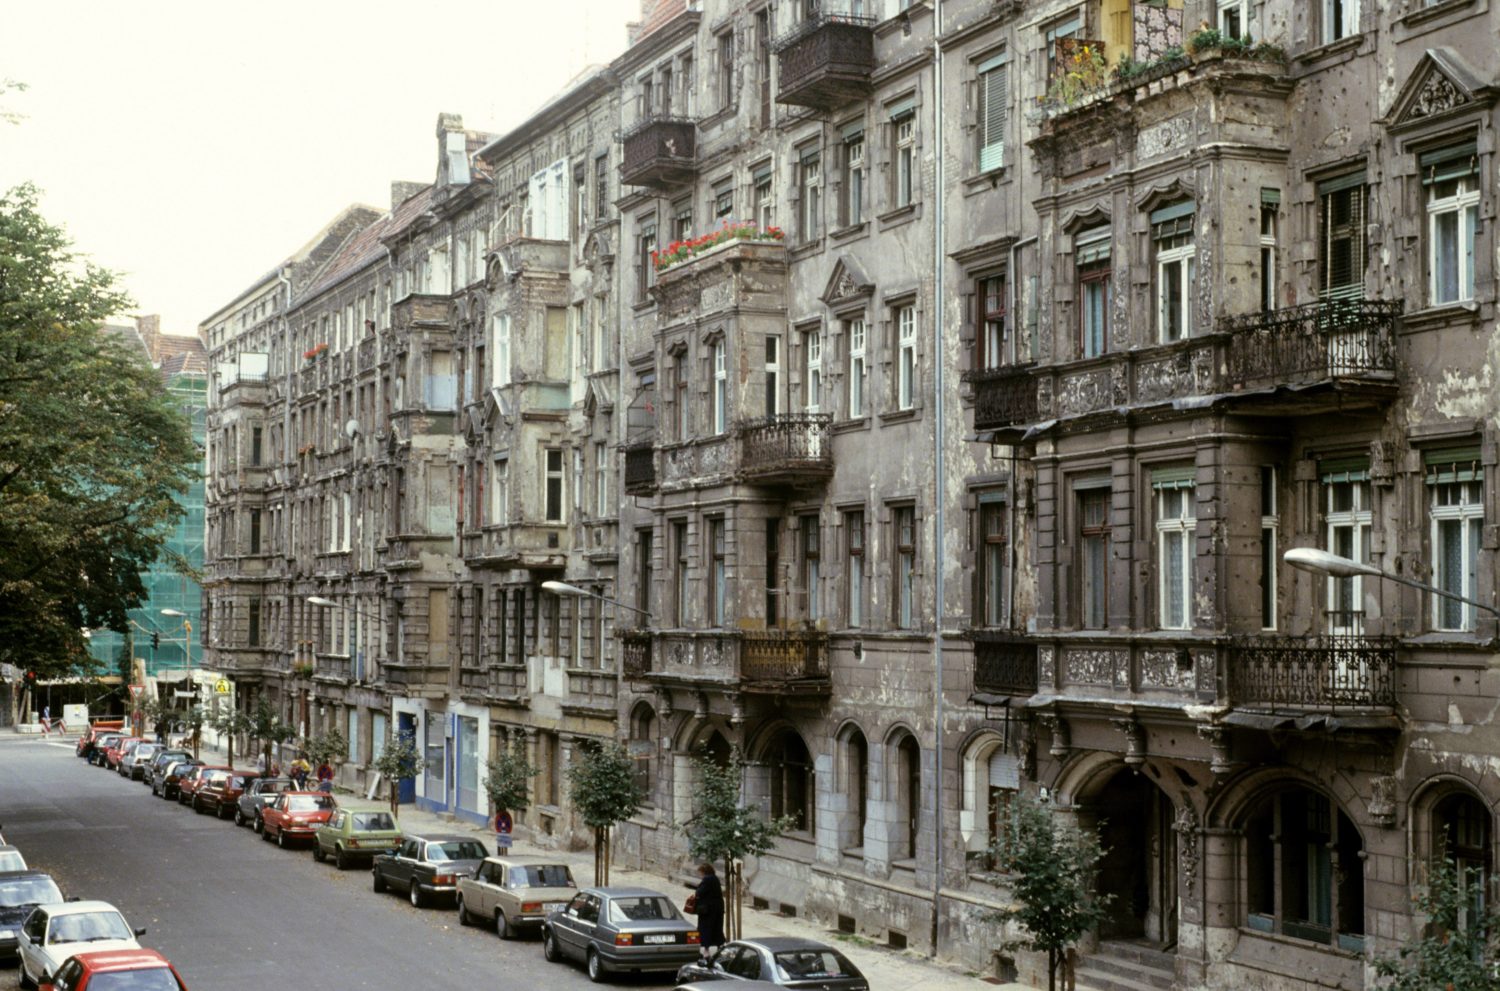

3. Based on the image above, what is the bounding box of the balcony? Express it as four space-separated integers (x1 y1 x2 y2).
1223 298 1401 410
968 631 1039 698
620 115 697 189
356 338 377 373
737 413 833 487
644 629 830 694
964 364 1038 434
774 14 876 111
621 629 653 680
740 630 828 689
488 665 527 701
624 442 656 496
458 666 488 695
313 655 352 684
1226 633 1398 714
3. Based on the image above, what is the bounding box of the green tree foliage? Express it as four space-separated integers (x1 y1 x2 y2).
1375 856 1498 991
0 184 197 677
371 733 427 816
567 742 646 884
303 727 349 768
484 738 537 817
996 794 1113 991
209 706 253 769
247 698 295 769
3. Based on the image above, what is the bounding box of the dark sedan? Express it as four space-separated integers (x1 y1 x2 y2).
143 749 191 788
0 871 63 959
676 938 869 991
152 759 201 800
543 886 700 982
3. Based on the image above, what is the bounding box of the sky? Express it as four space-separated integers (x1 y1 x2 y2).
0 0 645 336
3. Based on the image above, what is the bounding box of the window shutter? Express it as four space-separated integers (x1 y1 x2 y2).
978 65 1008 172
988 751 1019 790
960 290 976 345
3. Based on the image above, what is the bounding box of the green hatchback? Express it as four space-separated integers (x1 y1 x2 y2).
312 805 402 870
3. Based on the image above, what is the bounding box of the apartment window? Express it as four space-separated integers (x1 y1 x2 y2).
766 518 781 626
594 154 609 221
893 110 916 208
803 327 822 411
801 515 821 622
1078 486 1110 629
673 200 693 242
1152 203 1195 342
764 337 781 416
709 517 727 627
1260 190 1280 313
756 8 772 127
636 529 654 616
799 149 821 242
845 510 865 628
1044 15 1082 81
712 180 734 221
1318 173 1365 300
976 52 1008 172
977 500 1007 627
894 505 916 629
1427 448 1484 632
1154 469 1196 631
250 426 263 466
712 340 728 434
672 520 689 626
976 275 1007 371
842 128 865 226
248 599 261 648
1261 467 1278 631
249 509 262 555
1322 0 1359 44
717 31 735 111
638 221 657 301
1424 144 1479 305
594 441 609 518
753 165 774 230
544 448 564 523
674 352 691 440
527 159 569 241
1076 226 1110 358
896 305 916 410
574 163 588 240
1220 0 1249 40
1322 461 1372 635
846 318 867 418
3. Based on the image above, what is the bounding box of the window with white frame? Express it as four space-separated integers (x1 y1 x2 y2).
896 305 916 410
754 165 774 230
1322 461 1372 635
846 318 867 417
1154 469 1196 631
1424 144 1479 306
595 442 609 518
1260 466 1278 630
845 509 865 628
801 514 821 622
674 352 691 440
1427 448 1484 632
894 505 917 629
1220 0 1249 40
1152 203 1196 343
799 149 821 242
976 275 1007 370
976 52 1008 173
842 127 865 226
709 517 727 627
528 160 570 241
1076 226 1110 358
673 200 692 242
544 447 565 523
803 327 822 411
712 180 733 222
977 498 1008 627
1260 190 1279 313
1322 0 1359 44
893 109 916 208
764 336 781 416
491 458 508 526
638 221 657 300
712 339 728 434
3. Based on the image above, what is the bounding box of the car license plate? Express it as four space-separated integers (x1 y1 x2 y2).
642 934 675 944
544 902 566 913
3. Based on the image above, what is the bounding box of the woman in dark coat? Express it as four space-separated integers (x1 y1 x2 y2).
692 862 725 953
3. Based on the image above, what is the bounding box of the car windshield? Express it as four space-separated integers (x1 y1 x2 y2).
606 896 681 923
351 812 395 831
773 949 860 981
203 771 229 785
87 968 181 991
0 878 61 907
428 841 486 861
48 910 133 943
135 745 160 758
286 796 334 812
156 753 188 766
508 865 574 888
0 852 26 871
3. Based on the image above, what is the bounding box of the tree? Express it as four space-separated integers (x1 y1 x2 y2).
681 747 795 940
996 794 1113 991
484 738 538 821
0 184 197 678
567 742 646 885
210 706 253 769
1375 856 1498 991
371 733 427 817
183 704 209 759
304 727 349 769
246 698 295 771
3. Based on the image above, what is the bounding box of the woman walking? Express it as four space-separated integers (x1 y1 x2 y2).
691 862 725 956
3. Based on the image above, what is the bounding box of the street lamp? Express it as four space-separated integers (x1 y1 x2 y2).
541 580 653 620
159 608 193 697
1283 547 1500 621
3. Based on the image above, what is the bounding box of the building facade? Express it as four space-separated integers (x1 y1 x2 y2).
202 1 1500 988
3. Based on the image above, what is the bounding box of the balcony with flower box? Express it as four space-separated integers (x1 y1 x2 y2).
737 413 833 487
774 12 876 111
620 114 698 189
313 654 353 684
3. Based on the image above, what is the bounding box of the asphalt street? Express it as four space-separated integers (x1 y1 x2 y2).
0 737 669 990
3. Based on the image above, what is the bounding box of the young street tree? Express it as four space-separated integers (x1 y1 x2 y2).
303 728 349 769
210 706 253 769
567 742 646 885
484 738 538 822
371 733 427 817
1375 856 1498 991
0 184 197 678
682 747 795 940
997 794 1113 991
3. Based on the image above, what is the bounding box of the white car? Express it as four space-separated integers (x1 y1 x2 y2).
17 900 144 987
0 846 26 872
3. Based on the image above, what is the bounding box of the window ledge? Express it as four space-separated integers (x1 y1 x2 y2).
1400 0 1476 30
961 167 1009 196
788 238 825 262
1295 34 1364 66
829 221 870 244
1399 632 1496 652
832 417 871 434
631 298 657 315
696 104 737 130
877 203 921 231
1398 301 1481 333
879 407 920 425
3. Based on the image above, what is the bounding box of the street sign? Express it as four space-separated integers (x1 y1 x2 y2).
214 679 231 695
494 809 513 850
128 684 147 701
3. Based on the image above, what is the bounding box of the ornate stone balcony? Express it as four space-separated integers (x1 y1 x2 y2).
1034 336 1221 423
356 338 377 373
390 293 452 332
1223 298 1401 408
1033 634 1217 701
623 442 656 496
1226 633 1397 713
967 630 1039 698
737 413 833 487
620 115 697 189
313 654 352 684
643 629 829 694
740 630 829 687
774 14 876 111
964 364 1039 433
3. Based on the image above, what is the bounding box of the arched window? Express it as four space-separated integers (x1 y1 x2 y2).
767 729 814 834
1244 786 1364 948
838 726 869 852
961 734 1019 871
1433 791 1492 928
628 704 657 802
894 734 922 861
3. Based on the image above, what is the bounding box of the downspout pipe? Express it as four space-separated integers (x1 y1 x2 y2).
929 0 946 960
1006 236 1037 628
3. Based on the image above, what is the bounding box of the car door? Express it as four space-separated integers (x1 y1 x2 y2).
321 810 344 852
554 893 591 958
472 861 500 917
702 944 741 981
19 908 46 979
726 945 765 981
393 839 419 889
49 956 83 991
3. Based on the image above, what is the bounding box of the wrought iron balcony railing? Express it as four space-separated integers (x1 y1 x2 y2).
740 630 828 683
623 442 656 496
1226 633 1397 711
968 630 1039 696
620 115 697 189
1223 298 1401 389
964 364 1038 432
620 629 653 680
774 13 877 110
737 413 833 485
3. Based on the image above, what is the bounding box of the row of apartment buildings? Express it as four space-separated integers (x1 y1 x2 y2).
202 1 1500 987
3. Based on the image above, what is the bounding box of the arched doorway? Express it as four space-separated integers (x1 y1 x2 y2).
1083 768 1178 947
764 728 814 834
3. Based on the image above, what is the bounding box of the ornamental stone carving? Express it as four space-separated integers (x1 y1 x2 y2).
1139 648 1195 690
1407 72 1466 120
1065 648 1118 685
1369 775 1398 828
1057 368 1114 416
1174 805 1200 895
1138 116 1194 160
699 280 733 313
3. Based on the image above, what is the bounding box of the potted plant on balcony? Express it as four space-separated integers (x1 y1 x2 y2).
652 221 785 274
302 342 329 363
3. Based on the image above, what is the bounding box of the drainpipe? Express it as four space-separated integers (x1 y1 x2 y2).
929 0 946 960
1006 236 1037 629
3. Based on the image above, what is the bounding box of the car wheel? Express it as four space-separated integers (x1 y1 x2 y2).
313 843 326 863
373 870 388 893
277 829 288 849
217 803 230 820
543 930 562 963
334 847 350 871
409 883 425 908
253 815 263 833
18 959 35 990
586 948 606 983
496 910 512 940
261 824 274 842
456 894 471 926
234 808 246 827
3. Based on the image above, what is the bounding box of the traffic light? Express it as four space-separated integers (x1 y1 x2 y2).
151 632 160 650
23 670 36 687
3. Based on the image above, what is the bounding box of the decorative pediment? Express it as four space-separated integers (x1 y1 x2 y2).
1134 177 1197 216
482 385 513 425
1061 205 1111 234
582 229 614 266
1386 48 1495 132
485 246 521 290
820 255 875 307
584 376 615 417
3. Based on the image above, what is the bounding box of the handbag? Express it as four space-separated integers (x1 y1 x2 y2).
685 893 698 913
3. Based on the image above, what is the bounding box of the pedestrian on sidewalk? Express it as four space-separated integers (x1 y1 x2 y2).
40 706 50 736
291 757 311 789
316 760 334 793
690 862 725 956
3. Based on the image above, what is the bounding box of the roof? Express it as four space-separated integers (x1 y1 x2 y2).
68 949 171 972
481 854 573 866
298 184 437 304
412 833 481 843
0 869 51 881
735 936 841 952
39 900 123 916
589 885 669 897
638 0 687 40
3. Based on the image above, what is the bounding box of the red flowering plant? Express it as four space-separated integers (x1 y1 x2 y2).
653 221 785 273
302 342 330 362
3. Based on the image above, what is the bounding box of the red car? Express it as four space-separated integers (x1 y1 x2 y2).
74 723 124 760
192 770 259 819
101 737 144 771
260 791 337 848
175 765 227 806
40 948 186 991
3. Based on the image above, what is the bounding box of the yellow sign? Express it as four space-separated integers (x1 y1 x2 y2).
214 679 231 695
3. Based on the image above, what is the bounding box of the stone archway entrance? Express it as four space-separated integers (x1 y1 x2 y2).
1081 768 1179 947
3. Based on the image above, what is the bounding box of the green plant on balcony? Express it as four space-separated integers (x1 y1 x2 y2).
652 221 785 274
1042 41 1109 109
291 661 314 678
1185 29 1286 63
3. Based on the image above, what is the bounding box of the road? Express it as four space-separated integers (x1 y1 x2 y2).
0 738 668 990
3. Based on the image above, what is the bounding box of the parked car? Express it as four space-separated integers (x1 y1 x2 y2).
542 886 701 982
74 723 123 761
113 739 151 775
0 871 64 960
120 742 163 780
174 765 226 806
0 847 27 872
676 984 785 991
192 770 258 819
100 737 141 771
234 777 293 830
39 948 187 991
675 938 869 991
17 900 145 989
85 735 122 767
456 856 576 938
260 791 337 848
152 759 201 800
312 805 401 869
143 750 191 788
372 834 488 908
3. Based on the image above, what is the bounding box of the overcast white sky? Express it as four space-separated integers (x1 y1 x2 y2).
0 0 643 336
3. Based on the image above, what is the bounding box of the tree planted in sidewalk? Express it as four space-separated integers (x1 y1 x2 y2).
304 727 349 768
681 746 795 940
994 793 1113 991
1374 855 1498 991
209 706 253 769
248 698 295 771
371 733 427 817
567 741 646 885
484 738 537 820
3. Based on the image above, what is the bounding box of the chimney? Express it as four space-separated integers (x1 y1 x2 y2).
437 113 470 187
135 314 161 361
390 181 426 211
